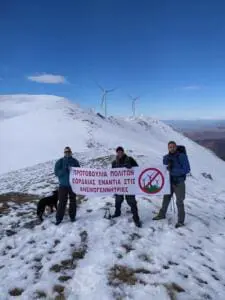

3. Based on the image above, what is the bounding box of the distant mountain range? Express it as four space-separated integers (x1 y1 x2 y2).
184 131 225 161
164 119 225 161
163 119 225 132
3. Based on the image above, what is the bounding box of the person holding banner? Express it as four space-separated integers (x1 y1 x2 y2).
111 146 142 228
54 146 80 225
152 141 190 228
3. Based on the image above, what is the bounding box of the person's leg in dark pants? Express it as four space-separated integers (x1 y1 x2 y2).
125 195 141 226
160 194 172 216
112 195 124 217
153 190 173 220
56 186 68 224
68 186 76 221
174 182 185 226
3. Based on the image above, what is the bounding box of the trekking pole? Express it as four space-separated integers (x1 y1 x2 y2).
171 195 176 219
171 197 173 212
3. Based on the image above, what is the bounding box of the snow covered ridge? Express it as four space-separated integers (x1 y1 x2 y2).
1 94 225 179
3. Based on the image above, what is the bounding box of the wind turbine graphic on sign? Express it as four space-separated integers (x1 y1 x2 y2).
138 168 165 194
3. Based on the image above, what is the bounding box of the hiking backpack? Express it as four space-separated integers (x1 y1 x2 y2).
176 145 190 177
176 145 187 155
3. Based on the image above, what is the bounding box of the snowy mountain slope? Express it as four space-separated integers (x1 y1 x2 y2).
0 154 225 300
1 94 225 183
1 94 225 299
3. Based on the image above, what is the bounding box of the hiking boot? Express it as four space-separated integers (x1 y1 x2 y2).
111 211 121 218
175 222 184 228
70 218 76 223
55 220 61 225
134 220 142 228
152 214 165 220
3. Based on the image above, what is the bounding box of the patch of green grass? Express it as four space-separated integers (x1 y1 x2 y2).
108 265 152 287
50 264 62 273
34 290 47 298
61 259 74 268
55 295 66 300
50 258 76 273
9 288 24 296
164 282 185 300
58 275 72 282
53 284 65 294
0 202 9 214
72 248 86 260
108 265 137 286
0 192 38 205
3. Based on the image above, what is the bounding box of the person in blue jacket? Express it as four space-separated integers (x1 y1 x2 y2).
54 146 80 225
153 141 190 228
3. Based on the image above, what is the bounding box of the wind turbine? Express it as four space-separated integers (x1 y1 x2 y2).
128 95 140 117
97 83 116 117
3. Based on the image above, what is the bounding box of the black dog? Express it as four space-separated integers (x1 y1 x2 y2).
37 190 58 222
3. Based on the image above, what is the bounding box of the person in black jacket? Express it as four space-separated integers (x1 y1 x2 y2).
111 146 141 227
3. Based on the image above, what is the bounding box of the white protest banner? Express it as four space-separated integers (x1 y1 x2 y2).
69 166 170 196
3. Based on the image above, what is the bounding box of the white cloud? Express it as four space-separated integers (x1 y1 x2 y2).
27 73 67 84
182 85 201 90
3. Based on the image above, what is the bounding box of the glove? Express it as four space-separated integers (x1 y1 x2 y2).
126 165 132 169
167 159 173 171
124 163 132 169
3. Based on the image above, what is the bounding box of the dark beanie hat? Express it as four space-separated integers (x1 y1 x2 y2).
116 146 124 152
64 146 72 152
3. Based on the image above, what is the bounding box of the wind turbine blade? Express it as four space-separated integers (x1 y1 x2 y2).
95 80 104 92
107 88 116 93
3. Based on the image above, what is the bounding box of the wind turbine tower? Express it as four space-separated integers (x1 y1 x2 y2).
97 83 116 118
129 95 140 117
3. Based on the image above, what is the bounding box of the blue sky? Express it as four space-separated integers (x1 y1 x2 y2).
1 0 225 119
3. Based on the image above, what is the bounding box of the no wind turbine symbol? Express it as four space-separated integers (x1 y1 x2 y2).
138 168 165 194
